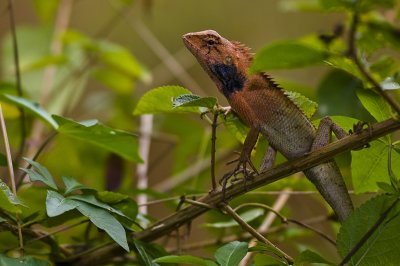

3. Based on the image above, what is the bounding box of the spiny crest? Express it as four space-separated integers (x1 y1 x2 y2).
232 41 254 62
261 73 282 90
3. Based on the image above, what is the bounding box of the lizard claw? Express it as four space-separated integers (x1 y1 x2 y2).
220 106 232 118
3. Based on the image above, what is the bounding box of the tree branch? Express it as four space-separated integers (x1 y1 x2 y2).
59 117 400 266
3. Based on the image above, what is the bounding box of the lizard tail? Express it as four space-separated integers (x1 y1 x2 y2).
303 161 354 222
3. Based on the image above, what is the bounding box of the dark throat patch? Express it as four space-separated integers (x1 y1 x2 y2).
210 64 246 98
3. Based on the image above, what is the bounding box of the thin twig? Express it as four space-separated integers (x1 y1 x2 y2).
0 104 23 250
286 219 336 246
26 219 89 245
221 204 294 264
347 12 400 114
7 0 26 170
234 202 336 246
338 198 400 266
210 112 219 191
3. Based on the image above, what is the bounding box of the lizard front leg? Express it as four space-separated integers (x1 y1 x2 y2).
236 126 260 175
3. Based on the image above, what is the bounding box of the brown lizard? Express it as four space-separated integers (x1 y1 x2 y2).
183 30 354 221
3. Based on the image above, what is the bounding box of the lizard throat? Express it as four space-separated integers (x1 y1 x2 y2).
209 63 246 98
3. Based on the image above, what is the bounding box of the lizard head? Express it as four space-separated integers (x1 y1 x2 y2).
183 30 252 98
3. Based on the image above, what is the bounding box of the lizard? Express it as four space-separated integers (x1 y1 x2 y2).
182 30 354 222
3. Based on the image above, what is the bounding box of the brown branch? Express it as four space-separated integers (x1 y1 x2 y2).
58 117 400 266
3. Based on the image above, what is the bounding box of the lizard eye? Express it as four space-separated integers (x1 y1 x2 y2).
206 39 216 45
224 56 233 65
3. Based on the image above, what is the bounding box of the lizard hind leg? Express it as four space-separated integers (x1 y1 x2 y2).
305 116 354 221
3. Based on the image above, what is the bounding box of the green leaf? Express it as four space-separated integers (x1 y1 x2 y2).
21 158 58 190
46 190 79 217
214 241 248 266
251 41 326 71
77 201 129 252
53 115 142 162
352 140 400 193
69 193 131 220
97 191 129 204
317 70 370 119
173 94 217 109
0 254 50 266
0 180 22 214
0 94 58 129
154 255 217 266
356 89 392 122
294 250 334 266
205 208 264 228
132 239 158 266
284 90 318 118
337 194 400 265
222 113 249 144
62 176 90 195
133 86 200 115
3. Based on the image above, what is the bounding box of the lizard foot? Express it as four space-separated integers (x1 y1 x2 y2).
219 155 258 201
350 121 371 150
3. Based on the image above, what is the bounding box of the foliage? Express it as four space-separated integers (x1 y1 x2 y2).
0 0 400 265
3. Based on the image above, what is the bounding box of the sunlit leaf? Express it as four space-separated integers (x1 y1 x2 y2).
133 86 200 115
284 90 318 118
352 140 400 193
53 115 142 162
